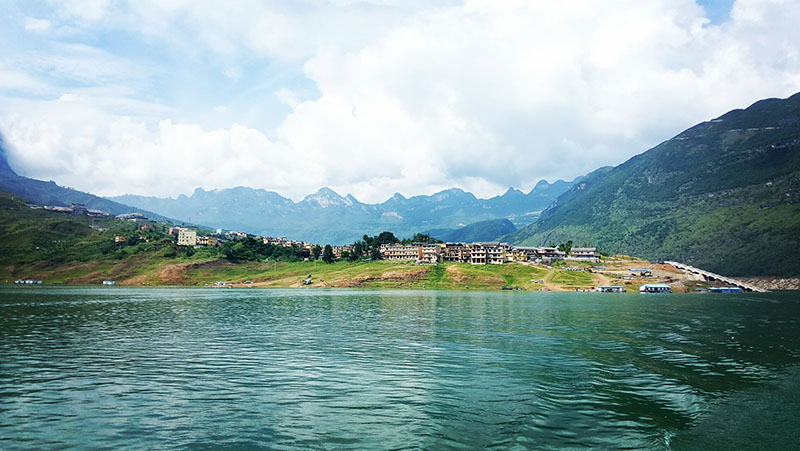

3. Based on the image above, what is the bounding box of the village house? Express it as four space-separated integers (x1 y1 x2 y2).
195 236 218 247
381 244 422 261
378 243 442 264
418 243 442 264
114 235 127 243
536 247 566 262
569 247 599 262
511 246 540 262
70 204 108 217
331 245 352 259
442 243 470 262
116 212 146 222
177 229 197 246
470 242 510 264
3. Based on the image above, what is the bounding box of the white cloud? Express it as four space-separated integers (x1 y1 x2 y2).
1 0 800 203
24 17 52 33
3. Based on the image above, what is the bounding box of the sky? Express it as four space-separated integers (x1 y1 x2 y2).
0 0 798 203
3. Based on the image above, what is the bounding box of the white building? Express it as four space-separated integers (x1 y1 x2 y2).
177 229 197 246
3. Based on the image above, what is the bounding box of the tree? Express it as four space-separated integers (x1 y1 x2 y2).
322 244 335 263
558 240 573 255
349 240 366 261
312 245 322 260
376 231 398 245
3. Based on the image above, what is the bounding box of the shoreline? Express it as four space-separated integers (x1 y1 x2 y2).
4 259 788 292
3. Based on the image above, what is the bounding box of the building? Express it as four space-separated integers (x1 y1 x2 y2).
442 243 470 262
196 236 218 246
511 246 540 262
418 243 442 264
116 212 146 221
177 229 197 246
379 243 442 264
569 247 599 262
114 236 127 243
382 244 422 261
571 247 596 258
534 247 566 262
470 242 510 264
332 245 354 259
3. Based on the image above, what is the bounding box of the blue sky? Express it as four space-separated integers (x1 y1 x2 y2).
0 0 798 202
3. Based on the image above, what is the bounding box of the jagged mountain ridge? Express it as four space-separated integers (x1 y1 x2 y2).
507 92 800 277
111 180 577 244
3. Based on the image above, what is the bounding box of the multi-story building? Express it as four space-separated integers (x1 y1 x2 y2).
177 229 197 246
382 244 422 261
569 247 599 262
511 246 540 262
379 243 442 264
418 243 442 264
470 242 510 264
442 243 470 262
332 245 354 259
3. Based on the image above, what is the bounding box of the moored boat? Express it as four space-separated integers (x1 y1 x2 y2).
639 284 672 293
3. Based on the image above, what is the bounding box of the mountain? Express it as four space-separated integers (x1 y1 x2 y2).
111 180 576 244
0 136 171 221
427 218 517 243
508 92 800 277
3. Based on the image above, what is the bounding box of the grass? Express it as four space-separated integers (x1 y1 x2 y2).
549 270 596 287
0 191 652 291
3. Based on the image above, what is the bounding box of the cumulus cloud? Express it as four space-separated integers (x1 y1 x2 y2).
1 0 800 202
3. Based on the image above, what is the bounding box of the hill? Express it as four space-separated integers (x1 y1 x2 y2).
508 93 800 277
0 136 172 221
110 180 576 244
427 218 516 242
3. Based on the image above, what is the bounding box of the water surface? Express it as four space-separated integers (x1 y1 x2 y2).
1 287 799 449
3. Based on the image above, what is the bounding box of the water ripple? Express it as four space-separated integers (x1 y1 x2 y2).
0 287 799 449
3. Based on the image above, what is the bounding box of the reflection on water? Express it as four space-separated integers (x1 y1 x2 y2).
1 287 799 449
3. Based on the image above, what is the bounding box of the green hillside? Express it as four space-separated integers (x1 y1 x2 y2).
508 93 800 277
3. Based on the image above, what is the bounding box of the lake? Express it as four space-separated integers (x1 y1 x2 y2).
1 287 799 449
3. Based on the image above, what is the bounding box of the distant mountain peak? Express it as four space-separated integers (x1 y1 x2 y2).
502 187 524 197
303 187 349 208
431 187 471 202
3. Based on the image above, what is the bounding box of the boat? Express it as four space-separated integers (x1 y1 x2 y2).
709 287 743 293
639 284 672 293
102 280 116 285
597 285 625 293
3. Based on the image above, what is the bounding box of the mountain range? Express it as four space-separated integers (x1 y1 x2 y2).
2 92 798 277
110 180 575 244
0 136 171 221
508 92 800 277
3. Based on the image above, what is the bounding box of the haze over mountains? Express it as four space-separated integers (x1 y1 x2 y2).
111 180 575 244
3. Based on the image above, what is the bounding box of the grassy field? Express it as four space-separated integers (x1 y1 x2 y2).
2 256 616 291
